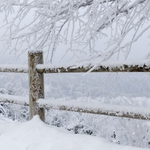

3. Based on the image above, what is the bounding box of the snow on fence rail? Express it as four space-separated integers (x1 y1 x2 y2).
36 60 150 73
37 99 150 120
0 50 150 122
0 94 29 106
0 65 28 73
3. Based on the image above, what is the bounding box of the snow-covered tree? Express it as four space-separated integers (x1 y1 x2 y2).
0 0 150 62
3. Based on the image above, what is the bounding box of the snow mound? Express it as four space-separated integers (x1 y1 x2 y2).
0 115 148 150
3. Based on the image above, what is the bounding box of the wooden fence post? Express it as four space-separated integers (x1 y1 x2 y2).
28 51 45 121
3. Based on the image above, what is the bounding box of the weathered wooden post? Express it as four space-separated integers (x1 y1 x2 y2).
28 51 45 121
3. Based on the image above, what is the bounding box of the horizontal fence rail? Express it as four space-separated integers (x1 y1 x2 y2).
0 94 29 106
37 99 150 120
0 50 150 122
36 60 150 73
0 65 28 73
1 94 150 121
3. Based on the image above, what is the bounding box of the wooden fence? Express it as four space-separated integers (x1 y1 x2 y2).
0 50 150 122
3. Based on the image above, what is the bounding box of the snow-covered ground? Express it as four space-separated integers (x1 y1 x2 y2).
0 115 149 150
0 73 150 148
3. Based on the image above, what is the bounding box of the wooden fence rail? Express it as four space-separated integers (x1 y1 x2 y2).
0 50 150 122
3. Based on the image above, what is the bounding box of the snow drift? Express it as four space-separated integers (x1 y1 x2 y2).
0 115 149 150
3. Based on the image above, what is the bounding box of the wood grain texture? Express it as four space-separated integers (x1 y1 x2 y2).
28 51 45 121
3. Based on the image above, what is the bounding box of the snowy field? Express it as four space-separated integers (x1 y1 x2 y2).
0 115 149 150
0 73 150 148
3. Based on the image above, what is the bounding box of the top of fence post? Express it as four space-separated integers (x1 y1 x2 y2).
28 50 45 121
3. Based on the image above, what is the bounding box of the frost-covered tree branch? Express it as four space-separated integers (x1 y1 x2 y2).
0 0 149 62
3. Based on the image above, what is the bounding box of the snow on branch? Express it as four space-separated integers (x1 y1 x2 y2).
1 0 149 61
